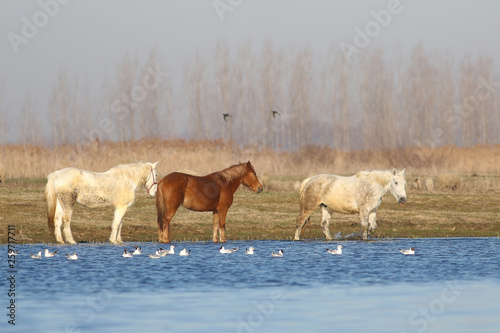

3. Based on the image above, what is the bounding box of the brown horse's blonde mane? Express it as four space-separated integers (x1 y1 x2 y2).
215 163 250 184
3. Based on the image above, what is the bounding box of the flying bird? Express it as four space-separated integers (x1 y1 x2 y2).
223 113 232 122
271 110 281 118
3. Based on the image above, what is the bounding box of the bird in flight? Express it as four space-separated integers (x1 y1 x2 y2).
271 110 281 118
223 113 232 122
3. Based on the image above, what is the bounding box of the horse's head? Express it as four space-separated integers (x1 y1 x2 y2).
145 161 159 197
241 161 263 194
389 168 407 205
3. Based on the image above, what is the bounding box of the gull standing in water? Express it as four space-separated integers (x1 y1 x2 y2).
122 249 133 258
399 248 415 255
132 246 142 255
245 247 255 255
66 252 78 260
326 245 343 255
44 249 57 257
179 249 190 256
271 250 284 257
30 251 42 259
167 245 175 254
220 246 238 254
156 248 168 257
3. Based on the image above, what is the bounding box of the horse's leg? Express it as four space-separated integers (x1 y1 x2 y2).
218 208 228 243
116 210 129 244
54 200 65 244
368 211 377 236
359 209 370 240
294 210 313 241
160 204 180 243
62 206 76 244
212 212 220 243
158 222 163 243
294 191 321 240
320 206 333 240
110 205 128 244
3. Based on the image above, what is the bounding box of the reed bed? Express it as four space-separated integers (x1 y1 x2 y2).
1 140 499 192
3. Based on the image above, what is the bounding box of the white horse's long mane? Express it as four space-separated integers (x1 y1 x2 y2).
356 169 395 187
108 162 150 185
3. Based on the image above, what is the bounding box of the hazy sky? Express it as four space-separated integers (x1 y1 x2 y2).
1 0 499 143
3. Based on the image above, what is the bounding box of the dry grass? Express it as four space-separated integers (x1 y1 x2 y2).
1 140 500 183
437 174 462 190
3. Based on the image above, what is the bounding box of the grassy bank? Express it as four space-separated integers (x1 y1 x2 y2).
1 175 499 244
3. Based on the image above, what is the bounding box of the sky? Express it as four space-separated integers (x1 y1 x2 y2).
1 0 499 143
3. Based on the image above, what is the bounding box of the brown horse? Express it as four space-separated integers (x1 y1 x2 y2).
156 161 263 243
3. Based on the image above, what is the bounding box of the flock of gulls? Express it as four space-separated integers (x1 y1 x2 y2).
9 245 416 260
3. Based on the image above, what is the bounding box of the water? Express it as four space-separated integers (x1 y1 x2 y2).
2 238 500 332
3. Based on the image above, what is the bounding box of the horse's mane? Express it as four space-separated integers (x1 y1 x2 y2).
109 162 149 184
214 163 250 184
357 169 393 186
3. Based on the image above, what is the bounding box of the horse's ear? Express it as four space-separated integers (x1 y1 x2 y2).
392 168 396 175
247 161 252 167
402 168 405 174
153 161 159 168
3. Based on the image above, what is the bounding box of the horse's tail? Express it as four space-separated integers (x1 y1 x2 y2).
299 176 315 195
45 174 57 233
298 177 312 210
156 181 166 230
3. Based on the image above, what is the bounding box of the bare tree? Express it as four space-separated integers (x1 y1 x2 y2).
289 48 313 150
184 51 208 140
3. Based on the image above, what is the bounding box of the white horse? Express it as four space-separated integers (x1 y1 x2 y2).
294 169 407 241
45 161 159 244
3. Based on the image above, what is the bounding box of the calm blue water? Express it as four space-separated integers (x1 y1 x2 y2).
2 238 500 332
